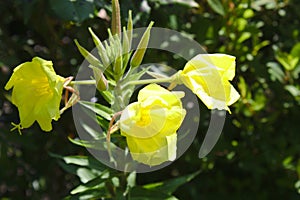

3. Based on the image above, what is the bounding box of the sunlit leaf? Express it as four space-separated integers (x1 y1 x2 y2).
148 0 199 8
267 62 285 83
79 101 113 120
130 187 179 200
70 176 107 194
143 170 201 194
285 85 300 97
207 0 225 16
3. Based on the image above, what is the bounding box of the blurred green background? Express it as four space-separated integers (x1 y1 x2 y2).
0 0 300 199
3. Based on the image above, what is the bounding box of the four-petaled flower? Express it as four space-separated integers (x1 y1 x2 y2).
179 54 240 112
119 84 186 166
5 57 65 131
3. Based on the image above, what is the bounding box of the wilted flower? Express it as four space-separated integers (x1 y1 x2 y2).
5 57 65 131
179 54 240 112
119 84 186 166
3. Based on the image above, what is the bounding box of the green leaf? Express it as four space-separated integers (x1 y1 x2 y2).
285 85 300 97
237 32 251 43
49 153 88 165
74 40 104 70
127 10 133 50
89 65 108 91
130 22 154 68
207 0 225 16
122 27 130 55
49 152 106 172
252 89 267 111
253 40 270 55
143 170 201 195
124 171 136 196
148 0 199 8
68 137 106 151
88 27 111 69
275 50 299 71
99 90 114 105
76 168 99 183
82 118 106 139
292 64 300 79
282 156 295 170
130 187 179 200
70 176 107 194
66 187 108 200
146 70 169 79
297 160 300 177
267 62 285 83
291 42 300 57
79 101 113 120
50 0 95 22
57 161 98 184
122 26 131 72
112 34 123 80
238 77 247 98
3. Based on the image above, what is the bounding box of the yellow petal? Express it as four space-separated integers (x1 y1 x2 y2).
36 109 53 132
138 83 184 107
183 54 236 80
226 83 240 106
125 133 177 166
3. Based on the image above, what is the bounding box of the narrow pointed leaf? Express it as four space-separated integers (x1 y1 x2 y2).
70 176 107 195
122 26 131 72
104 40 112 63
88 27 110 68
130 187 179 200
143 170 201 195
89 65 108 91
130 21 154 68
68 137 106 151
100 90 114 105
122 27 130 55
113 34 123 80
107 29 116 59
75 39 103 70
207 0 225 16
79 101 113 120
127 10 133 50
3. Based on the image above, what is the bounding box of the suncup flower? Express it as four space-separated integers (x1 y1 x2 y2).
5 57 65 132
119 84 186 166
178 54 240 112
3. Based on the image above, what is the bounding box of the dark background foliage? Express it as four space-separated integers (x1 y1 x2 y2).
0 0 299 199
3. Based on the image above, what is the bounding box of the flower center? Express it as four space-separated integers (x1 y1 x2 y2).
32 78 53 97
136 107 151 126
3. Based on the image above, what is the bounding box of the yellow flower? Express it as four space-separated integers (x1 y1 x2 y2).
179 54 240 112
5 57 65 132
119 84 186 166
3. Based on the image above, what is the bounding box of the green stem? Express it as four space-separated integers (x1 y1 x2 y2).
70 80 96 86
126 76 175 86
